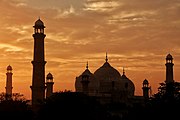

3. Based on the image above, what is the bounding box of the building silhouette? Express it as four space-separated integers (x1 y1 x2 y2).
75 53 179 105
30 18 47 109
1 18 180 120
75 53 135 104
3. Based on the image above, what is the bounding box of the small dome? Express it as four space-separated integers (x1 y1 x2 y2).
121 73 135 96
46 72 53 80
75 67 99 95
166 53 173 60
143 79 149 84
7 65 12 71
82 69 92 76
34 18 45 27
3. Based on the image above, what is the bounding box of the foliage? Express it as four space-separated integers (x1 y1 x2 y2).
152 81 180 102
0 92 27 101
140 81 180 120
0 92 33 120
124 81 180 120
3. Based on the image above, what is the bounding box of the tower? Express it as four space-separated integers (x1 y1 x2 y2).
5 65 13 98
165 53 174 83
30 18 46 108
46 73 54 98
142 79 150 100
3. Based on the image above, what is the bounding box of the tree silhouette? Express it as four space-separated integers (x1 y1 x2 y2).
124 81 180 120
153 81 180 102
0 92 33 120
133 81 180 120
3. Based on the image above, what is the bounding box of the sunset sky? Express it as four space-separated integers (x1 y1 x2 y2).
0 0 180 100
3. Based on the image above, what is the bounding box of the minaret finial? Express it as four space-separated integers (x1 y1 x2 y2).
105 52 108 62
38 16 40 19
123 67 125 75
86 61 89 69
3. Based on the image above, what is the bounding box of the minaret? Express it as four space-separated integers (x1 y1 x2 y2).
30 18 46 108
46 73 54 98
5 65 13 98
165 53 174 83
142 79 150 100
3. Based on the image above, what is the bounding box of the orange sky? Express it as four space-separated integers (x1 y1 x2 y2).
0 0 180 100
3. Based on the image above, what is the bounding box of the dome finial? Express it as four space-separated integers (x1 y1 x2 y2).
105 52 108 62
86 61 89 69
123 67 125 75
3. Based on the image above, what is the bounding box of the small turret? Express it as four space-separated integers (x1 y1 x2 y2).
165 53 174 83
142 79 150 100
46 72 54 98
81 62 90 95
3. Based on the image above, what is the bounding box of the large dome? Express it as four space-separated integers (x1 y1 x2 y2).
94 61 122 93
94 62 121 81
